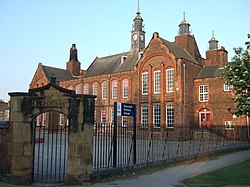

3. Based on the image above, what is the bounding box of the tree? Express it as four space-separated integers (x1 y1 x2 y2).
222 34 250 116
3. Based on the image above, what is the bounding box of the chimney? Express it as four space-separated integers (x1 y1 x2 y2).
66 44 81 76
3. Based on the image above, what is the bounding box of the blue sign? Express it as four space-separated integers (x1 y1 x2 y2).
116 102 136 116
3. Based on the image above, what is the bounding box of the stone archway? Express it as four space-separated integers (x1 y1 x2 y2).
4 80 95 185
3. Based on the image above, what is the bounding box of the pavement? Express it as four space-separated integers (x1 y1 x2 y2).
1 148 250 187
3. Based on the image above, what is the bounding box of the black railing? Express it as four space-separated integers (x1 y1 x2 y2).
33 125 68 183
93 123 250 172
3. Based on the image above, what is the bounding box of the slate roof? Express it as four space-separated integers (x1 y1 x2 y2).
197 65 223 79
84 52 138 78
161 38 196 63
42 65 74 82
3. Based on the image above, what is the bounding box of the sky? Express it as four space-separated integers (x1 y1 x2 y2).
0 0 249 102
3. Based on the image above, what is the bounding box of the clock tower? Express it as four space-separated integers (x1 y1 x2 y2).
131 0 145 53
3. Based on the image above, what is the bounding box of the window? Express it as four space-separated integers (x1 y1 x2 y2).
123 79 129 98
142 72 148 95
93 83 98 96
112 80 118 99
225 121 234 130
101 109 106 125
153 105 161 128
199 85 209 102
68 86 74 90
84 84 89 94
122 116 128 127
59 113 64 126
111 109 114 125
224 82 233 91
36 114 41 126
76 84 81 94
141 105 148 128
154 70 161 93
42 113 46 126
102 81 107 99
166 104 174 128
166 68 174 92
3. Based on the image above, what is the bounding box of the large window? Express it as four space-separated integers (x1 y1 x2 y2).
102 81 107 99
76 84 81 94
199 85 208 102
112 80 118 99
141 105 148 128
123 79 129 98
153 105 161 128
154 70 161 93
166 104 174 128
142 72 148 95
166 68 174 92
84 84 89 94
93 83 98 96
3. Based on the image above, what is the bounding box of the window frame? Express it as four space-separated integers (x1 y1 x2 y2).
224 82 233 92
154 70 161 94
153 105 161 128
122 79 129 98
93 83 98 96
102 81 107 99
142 72 149 95
76 84 82 94
112 80 118 99
166 68 174 93
166 104 174 128
84 84 89 94
199 85 209 102
141 105 148 128
225 121 234 130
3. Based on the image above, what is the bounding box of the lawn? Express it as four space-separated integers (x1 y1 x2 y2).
183 159 250 187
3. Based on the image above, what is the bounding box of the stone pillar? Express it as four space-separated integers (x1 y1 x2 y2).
8 94 33 184
66 97 94 184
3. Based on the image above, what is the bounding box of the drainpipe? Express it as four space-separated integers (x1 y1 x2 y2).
183 63 186 127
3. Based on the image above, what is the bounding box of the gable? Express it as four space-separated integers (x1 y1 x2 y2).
30 63 74 89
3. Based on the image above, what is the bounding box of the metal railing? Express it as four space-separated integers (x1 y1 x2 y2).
93 123 250 173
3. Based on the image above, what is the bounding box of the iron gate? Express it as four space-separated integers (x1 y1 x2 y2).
32 119 68 183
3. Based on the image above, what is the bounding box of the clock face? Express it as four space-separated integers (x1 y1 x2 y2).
133 34 138 41
140 35 144 41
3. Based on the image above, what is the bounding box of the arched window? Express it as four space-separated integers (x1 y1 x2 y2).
166 68 174 93
142 72 148 95
84 84 89 94
122 79 129 98
112 80 118 99
76 84 81 94
102 81 107 99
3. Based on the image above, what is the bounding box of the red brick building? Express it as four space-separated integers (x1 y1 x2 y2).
30 4 247 132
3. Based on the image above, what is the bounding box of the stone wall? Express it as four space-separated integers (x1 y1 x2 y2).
0 124 12 181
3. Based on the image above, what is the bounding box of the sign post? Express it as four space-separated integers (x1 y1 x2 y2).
113 102 136 167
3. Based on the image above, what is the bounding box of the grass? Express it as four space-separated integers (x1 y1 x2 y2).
183 159 250 187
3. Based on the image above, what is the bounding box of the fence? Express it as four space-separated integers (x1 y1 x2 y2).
33 125 69 183
93 123 250 174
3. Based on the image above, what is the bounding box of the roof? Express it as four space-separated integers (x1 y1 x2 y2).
197 65 222 79
160 38 196 62
42 65 74 82
84 52 138 78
